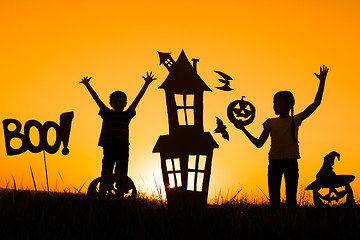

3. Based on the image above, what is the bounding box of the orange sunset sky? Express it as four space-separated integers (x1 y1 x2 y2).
1 0 360 202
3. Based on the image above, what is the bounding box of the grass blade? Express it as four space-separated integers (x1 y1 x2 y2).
43 151 50 196
256 185 269 201
58 171 65 186
30 165 38 196
226 188 243 205
72 180 87 195
11 175 17 192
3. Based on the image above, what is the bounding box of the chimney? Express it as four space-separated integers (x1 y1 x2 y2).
192 58 199 72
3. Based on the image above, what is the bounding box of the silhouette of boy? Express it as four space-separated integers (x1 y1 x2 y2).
80 72 156 179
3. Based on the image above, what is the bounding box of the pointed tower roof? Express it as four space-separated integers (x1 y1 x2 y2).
158 52 174 65
159 50 212 93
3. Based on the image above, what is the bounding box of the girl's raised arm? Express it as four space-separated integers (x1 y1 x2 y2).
300 65 328 120
234 123 270 148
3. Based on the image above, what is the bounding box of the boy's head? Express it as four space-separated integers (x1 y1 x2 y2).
110 91 127 112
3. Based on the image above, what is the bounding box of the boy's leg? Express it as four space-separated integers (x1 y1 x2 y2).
114 144 129 194
101 146 116 176
284 159 299 213
268 160 283 210
100 145 116 193
114 144 129 175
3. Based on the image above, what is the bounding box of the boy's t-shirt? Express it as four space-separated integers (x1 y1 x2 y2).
98 104 136 147
263 114 303 160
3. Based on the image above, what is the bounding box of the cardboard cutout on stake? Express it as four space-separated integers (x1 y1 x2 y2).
227 96 255 126
87 173 137 199
153 50 218 209
215 71 233 91
214 117 229 141
3 112 74 155
306 151 355 207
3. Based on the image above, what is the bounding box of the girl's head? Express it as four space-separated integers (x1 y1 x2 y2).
274 91 298 142
273 91 295 117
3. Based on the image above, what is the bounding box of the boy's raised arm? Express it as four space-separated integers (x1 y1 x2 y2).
129 72 156 110
300 65 328 120
79 76 104 108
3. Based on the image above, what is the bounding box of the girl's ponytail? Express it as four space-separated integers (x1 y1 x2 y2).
290 106 298 142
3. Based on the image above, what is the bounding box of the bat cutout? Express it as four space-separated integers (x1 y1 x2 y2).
215 71 233 91
214 117 229 140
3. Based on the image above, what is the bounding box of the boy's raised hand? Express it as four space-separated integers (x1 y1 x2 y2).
79 76 92 85
314 65 329 82
130 72 156 109
142 72 156 84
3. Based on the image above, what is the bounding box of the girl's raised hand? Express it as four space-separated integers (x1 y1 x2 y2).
142 71 156 83
314 65 329 82
79 76 92 85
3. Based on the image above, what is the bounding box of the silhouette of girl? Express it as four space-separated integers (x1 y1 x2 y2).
234 65 328 213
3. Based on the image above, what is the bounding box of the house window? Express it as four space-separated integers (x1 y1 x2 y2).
165 59 173 68
187 155 207 192
174 94 195 126
166 158 182 188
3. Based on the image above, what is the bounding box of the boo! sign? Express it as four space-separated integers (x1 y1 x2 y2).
3 112 74 156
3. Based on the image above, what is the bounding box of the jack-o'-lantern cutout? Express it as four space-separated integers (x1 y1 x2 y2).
87 174 137 199
227 96 256 126
306 151 355 207
308 179 355 207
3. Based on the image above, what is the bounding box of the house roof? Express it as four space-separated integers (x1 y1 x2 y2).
159 50 212 93
153 132 218 155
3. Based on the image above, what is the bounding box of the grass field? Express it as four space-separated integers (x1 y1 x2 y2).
1 188 360 240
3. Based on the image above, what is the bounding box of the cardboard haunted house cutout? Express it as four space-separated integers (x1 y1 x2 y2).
153 50 218 209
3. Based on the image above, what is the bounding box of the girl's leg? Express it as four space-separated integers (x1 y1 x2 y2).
268 160 283 210
284 159 299 213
